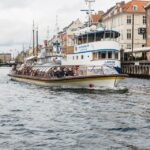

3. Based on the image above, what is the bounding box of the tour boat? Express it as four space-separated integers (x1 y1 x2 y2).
61 27 121 72
9 27 126 89
9 65 126 89
8 0 127 90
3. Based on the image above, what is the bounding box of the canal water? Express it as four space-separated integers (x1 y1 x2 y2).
0 67 150 150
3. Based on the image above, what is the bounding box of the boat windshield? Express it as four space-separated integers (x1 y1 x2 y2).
75 30 120 45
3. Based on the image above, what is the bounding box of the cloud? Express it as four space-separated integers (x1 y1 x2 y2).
0 0 128 53
57 1 83 14
0 0 31 9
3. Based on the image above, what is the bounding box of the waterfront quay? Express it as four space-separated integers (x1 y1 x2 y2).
0 62 16 67
121 61 150 78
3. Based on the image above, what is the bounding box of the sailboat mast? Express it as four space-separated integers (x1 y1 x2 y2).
36 26 38 56
32 21 35 56
55 15 60 54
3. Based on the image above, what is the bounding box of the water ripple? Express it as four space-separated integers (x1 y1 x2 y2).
0 67 150 149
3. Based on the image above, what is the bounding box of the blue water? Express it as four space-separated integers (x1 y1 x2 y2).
0 67 150 150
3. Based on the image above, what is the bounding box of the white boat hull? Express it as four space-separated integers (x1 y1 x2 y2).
9 74 125 89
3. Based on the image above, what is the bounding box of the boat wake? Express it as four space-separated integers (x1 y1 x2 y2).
48 86 128 94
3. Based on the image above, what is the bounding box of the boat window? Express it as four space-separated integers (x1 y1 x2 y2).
105 32 111 39
101 52 106 59
82 36 87 44
75 47 77 51
96 34 101 41
81 55 84 59
108 51 112 59
78 38 82 44
92 52 97 60
115 52 118 59
88 34 95 43
98 52 101 59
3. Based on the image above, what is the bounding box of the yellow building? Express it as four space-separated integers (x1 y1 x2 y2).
0 53 11 63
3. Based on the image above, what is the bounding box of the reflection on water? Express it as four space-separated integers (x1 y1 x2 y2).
0 67 150 150
49 87 129 95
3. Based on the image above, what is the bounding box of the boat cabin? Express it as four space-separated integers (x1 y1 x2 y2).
62 28 121 67
74 29 120 45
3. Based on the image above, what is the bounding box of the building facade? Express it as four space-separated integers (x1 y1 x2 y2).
59 18 83 54
145 2 150 46
0 53 11 63
102 0 148 51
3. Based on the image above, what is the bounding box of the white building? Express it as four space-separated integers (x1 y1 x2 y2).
62 18 83 47
102 0 149 51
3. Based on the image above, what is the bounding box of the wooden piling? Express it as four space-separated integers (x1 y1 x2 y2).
121 61 150 78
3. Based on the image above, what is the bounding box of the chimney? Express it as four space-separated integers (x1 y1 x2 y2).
116 1 125 7
98 11 104 16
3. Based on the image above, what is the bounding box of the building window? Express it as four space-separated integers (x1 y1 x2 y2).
132 5 138 11
127 29 131 39
127 15 131 24
73 56 74 60
81 55 84 59
76 56 78 60
143 16 146 24
143 33 146 39
127 44 131 49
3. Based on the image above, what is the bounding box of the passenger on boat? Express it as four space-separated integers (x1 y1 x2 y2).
67 67 74 76
47 68 55 78
59 67 65 77
53 67 63 78
73 66 79 76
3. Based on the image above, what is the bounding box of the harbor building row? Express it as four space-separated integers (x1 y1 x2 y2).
0 53 11 63
17 0 150 63
47 0 150 61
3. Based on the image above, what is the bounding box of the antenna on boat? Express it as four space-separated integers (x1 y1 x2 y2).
46 26 50 40
52 15 60 55
55 15 60 54
55 15 59 35
81 0 95 27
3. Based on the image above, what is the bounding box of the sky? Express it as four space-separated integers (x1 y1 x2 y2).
0 0 129 55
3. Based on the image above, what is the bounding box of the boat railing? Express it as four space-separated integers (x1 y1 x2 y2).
12 64 118 79
79 65 118 76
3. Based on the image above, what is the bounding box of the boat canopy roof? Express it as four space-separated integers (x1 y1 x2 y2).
75 29 120 39
25 56 37 61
